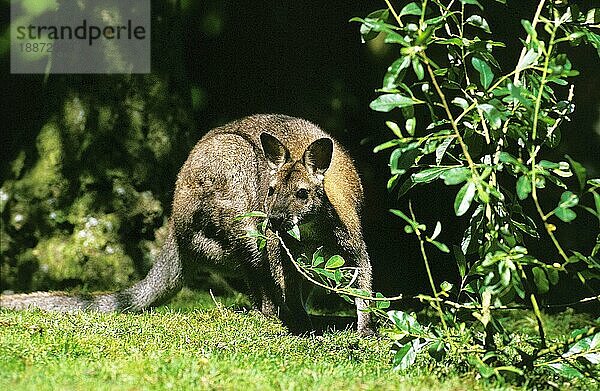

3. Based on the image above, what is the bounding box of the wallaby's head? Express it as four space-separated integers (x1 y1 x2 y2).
260 132 333 231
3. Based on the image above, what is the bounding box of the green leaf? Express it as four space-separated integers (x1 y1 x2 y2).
465 15 490 33
405 117 416 136
428 340 446 361
581 29 600 58
459 0 483 9
499 151 521 167
547 362 584 379
440 281 453 292
547 267 559 285
478 103 502 129
374 139 402 153
312 247 325 267
245 229 267 240
588 178 600 188
566 329 600 356
384 57 411 88
346 288 371 297
376 292 391 309
387 310 423 334
594 192 600 225
431 221 442 240
313 268 336 280
287 224 301 241
386 121 403 138
235 211 268 220
451 97 469 109
390 209 417 227
389 144 421 175
532 267 550 294
555 207 577 222
384 31 411 46
516 48 539 71
350 14 398 38
325 255 345 269
412 58 425 81
435 137 454 165
436 37 464 46
392 340 421 370
507 83 532 107
539 160 560 169
399 2 422 17
412 167 450 184
454 181 477 216
566 155 586 192
428 238 450 253
370 94 417 112
454 246 466 278
468 356 496 379
521 20 537 41
334 269 343 285
441 167 470 185
516 175 532 200
559 191 579 208
472 57 494 89
387 174 399 191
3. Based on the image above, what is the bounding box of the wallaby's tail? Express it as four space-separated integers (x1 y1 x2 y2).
0 227 184 313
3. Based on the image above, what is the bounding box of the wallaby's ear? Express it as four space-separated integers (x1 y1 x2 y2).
303 138 333 179
260 132 290 170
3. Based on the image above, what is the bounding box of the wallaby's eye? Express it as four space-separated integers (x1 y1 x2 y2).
268 186 275 197
296 188 309 200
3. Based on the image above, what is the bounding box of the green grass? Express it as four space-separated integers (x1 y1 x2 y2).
0 289 595 390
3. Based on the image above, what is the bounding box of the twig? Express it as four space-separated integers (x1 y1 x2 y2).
209 289 225 316
409 201 447 329
384 0 404 27
273 231 403 302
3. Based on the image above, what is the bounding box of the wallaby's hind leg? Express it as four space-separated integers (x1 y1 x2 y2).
333 226 375 337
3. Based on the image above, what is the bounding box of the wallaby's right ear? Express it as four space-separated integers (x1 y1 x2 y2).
260 132 290 170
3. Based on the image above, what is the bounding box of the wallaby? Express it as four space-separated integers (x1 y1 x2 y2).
0 114 374 336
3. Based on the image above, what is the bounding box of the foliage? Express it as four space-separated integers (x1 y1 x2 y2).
0 79 189 292
1 2 193 292
346 0 600 386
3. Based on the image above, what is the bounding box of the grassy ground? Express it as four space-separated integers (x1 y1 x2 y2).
0 289 595 390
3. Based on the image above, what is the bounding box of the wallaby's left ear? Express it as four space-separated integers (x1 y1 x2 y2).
260 132 290 170
303 138 333 179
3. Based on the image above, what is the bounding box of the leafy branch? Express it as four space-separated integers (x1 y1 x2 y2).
351 0 600 383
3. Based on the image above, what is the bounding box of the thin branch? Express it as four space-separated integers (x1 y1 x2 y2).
409 201 447 329
384 0 404 28
513 0 547 83
274 231 404 302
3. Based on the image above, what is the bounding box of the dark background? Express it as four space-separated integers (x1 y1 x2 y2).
1 1 599 309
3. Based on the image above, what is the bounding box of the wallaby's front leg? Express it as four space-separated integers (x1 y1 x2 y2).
262 234 312 334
